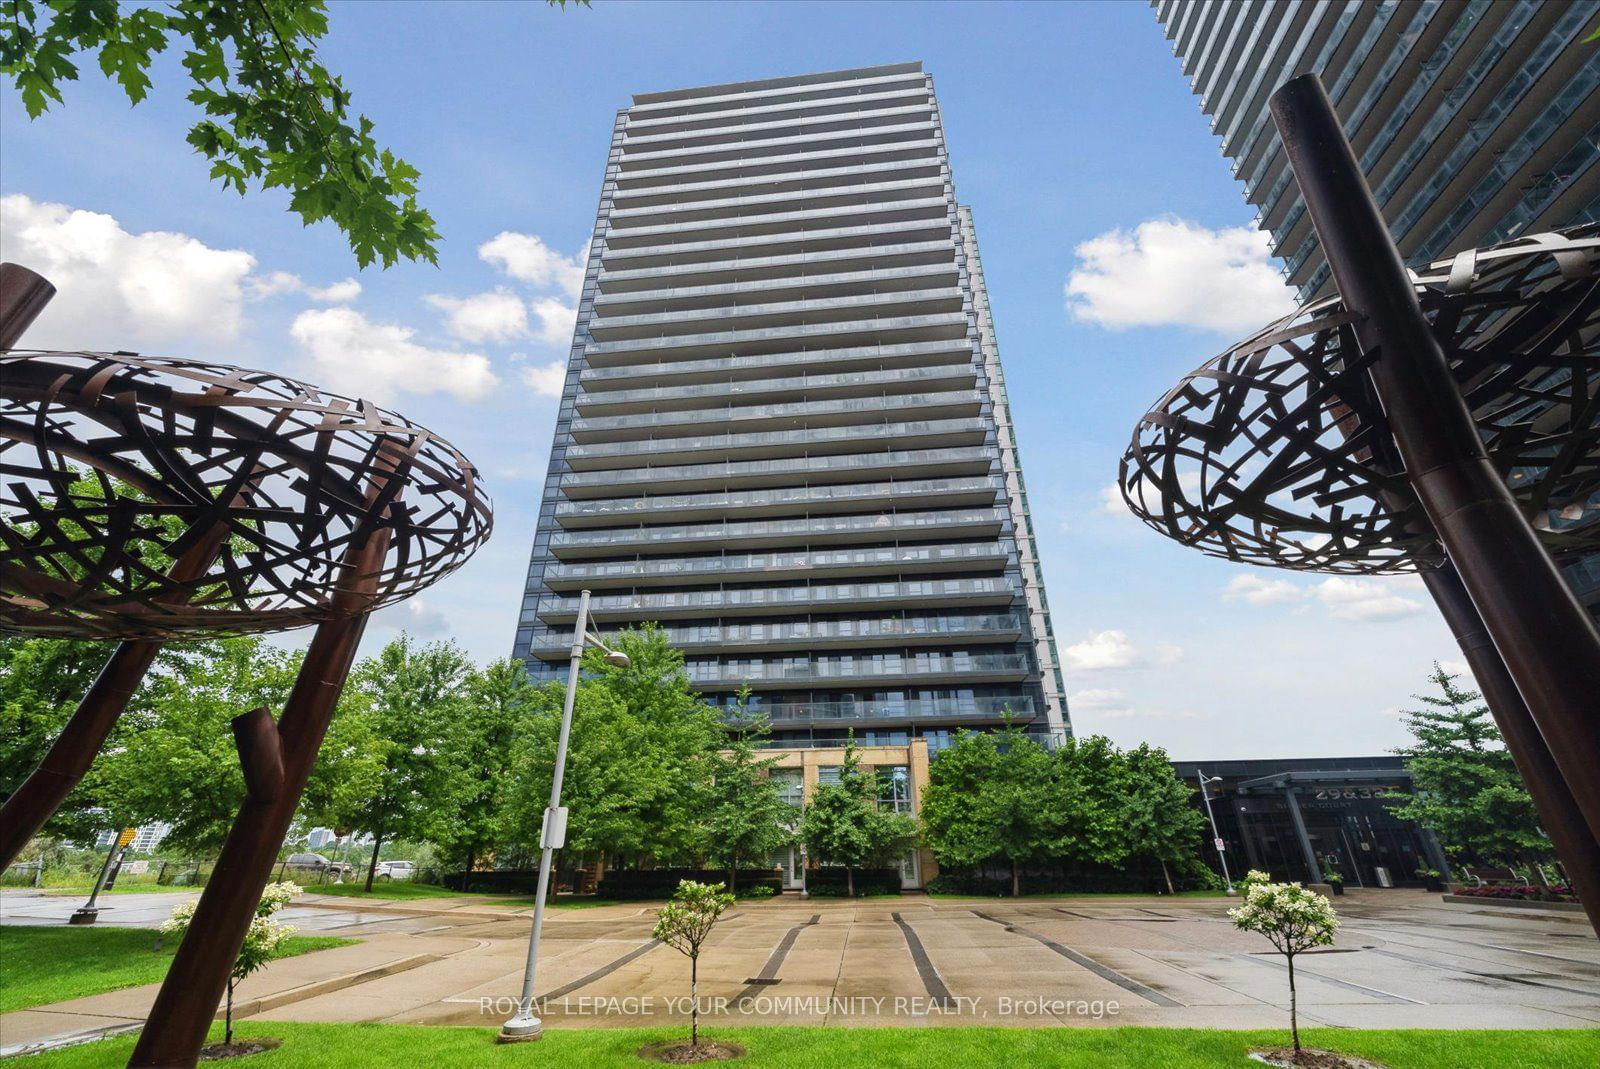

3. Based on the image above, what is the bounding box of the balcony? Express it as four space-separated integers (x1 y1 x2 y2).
546 506 1006 559
751 694 1037 726
586 286 964 342
597 241 954 294
542 541 1010 591
615 120 941 171
572 365 976 416
559 445 996 498
628 66 926 121
553 475 1003 528
614 139 944 191
577 339 971 390
592 263 960 316
563 417 989 470
606 177 945 230
610 158 944 210
603 197 951 249
535 576 1017 623
520 612 1024 658
686 652 1031 690
621 104 936 155
626 85 933 138
568 390 985 442
599 218 953 271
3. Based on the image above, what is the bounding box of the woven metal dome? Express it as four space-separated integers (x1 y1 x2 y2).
1119 226 1599 575
1 352 492 638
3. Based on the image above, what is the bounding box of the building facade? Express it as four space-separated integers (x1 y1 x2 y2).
1153 1 1600 614
1154 0 1599 300
512 62 1069 749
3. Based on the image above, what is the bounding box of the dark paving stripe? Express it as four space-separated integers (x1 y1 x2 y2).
734 913 820 1003
892 912 957 1009
1236 953 1423 1004
1369 948 1600 998
538 939 659 1001
972 910 1183 1007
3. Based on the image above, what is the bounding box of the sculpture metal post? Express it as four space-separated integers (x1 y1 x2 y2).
1270 76 1600 849
127 445 406 1068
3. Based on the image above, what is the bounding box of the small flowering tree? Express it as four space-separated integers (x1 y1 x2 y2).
1230 881 1338 1053
1241 868 1273 893
162 881 301 1047
652 879 735 1050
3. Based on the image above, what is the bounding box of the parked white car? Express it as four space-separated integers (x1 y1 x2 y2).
374 860 415 881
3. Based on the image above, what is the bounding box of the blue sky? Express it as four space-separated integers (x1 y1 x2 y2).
1 0 1464 758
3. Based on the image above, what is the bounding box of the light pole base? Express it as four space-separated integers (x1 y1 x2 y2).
497 1016 543 1043
68 908 99 925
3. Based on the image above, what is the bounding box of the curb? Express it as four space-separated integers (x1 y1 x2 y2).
296 899 529 921
228 951 444 1019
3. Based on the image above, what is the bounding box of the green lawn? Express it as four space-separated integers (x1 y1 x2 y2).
17 1023 1600 1068
0 927 355 1014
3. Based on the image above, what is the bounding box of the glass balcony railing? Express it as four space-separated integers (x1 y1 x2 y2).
574 364 972 410
524 612 1024 653
559 446 996 492
685 652 1030 686
570 389 983 436
581 313 971 361
599 217 950 269
547 507 1005 553
578 338 968 385
563 417 987 464
545 541 1008 584
592 263 956 311
536 576 1015 620
588 286 963 337
553 475 1002 522
754 694 1036 724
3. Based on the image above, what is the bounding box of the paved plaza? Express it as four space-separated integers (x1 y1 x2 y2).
3 888 1598 1054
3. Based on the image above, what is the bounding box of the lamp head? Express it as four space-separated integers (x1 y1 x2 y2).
603 650 631 669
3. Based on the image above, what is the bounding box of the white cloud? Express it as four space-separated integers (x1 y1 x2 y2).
307 278 362 303
1 192 257 349
518 357 568 397
1098 482 1132 517
478 231 585 298
528 296 578 348
1313 576 1425 622
1096 707 1201 722
1437 659 1471 679
289 307 500 404
245 271 362 304
400 598 449 637
426 289 529 343
1065 217 1297 333
1067 688 1130 711
1062 630 1142 671
1222 574 1305 606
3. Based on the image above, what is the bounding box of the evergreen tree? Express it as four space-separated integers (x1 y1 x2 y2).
1390 663 1549 873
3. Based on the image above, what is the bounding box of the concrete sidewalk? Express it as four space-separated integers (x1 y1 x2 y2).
4 889 1598 1054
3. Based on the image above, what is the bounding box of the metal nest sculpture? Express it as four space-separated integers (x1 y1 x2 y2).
1 350 493 639
1119 225 1599 575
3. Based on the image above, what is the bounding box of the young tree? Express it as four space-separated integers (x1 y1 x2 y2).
328 636 470 890
162 880 301 1048
1122 742 1208 894
652 879 735 1051
700 709 792 892
1230 881 1339 1053
920 727 1066 896
1390 663 1549 872
429 658 537 887
801 741 918 896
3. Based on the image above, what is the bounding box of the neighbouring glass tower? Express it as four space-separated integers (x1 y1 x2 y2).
1153 0 1600 300
512 62 1069 748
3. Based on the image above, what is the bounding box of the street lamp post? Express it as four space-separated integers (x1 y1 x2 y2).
1196 771 1235 896
499 590 628 1043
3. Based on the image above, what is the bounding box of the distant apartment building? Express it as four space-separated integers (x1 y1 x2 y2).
1153 0 1600 614
512 63 1069 751
1154 0 1599 299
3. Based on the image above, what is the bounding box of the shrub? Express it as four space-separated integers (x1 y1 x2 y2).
162 881 301 1047
597 868 781 900
736 883 776 899
653 881 734 1050
804 867 901 897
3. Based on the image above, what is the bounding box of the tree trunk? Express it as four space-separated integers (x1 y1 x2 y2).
462 849 474 893
690 952 699 1048
1160 858 1174 895
846 866 854 897
1286 952 1300 1052
1011 858 1021 898
728 863 736 893
225 978 234 1046
363 832 384 892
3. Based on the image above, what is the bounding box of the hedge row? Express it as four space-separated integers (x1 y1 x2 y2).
802 867 902 897
596 867 782 899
